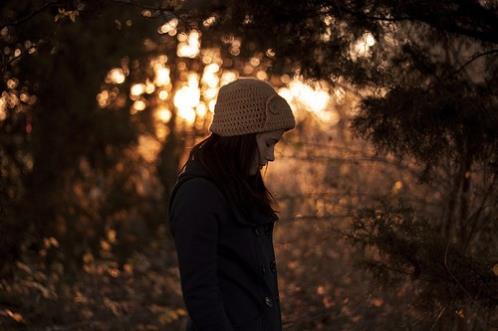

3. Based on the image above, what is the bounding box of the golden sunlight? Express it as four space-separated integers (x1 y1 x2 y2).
196 103 207 117
144 80 155 94
158 90 169 100
100 48 345 141
174 72 200 124
155 106 172 123
202 63 220 88
154 66 171 87
314 109 340 125
321 15 334 42
158 18 178 35
177 106 196 124
106 68 125 84
96 90 110 108
0 96 6 121
131 99 146 114
130 83 145 97
220 70 238 86
351 33 376 60
177 30 201 58
279 78 340 126
288 79 330 112
137 134 161 163
201 48 221 65
208 99 216 113
202 16 216 27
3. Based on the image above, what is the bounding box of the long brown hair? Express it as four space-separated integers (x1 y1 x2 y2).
180 132 278 220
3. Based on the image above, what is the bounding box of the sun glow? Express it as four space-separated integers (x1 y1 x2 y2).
130 83 145 97
0 96 6 121
154 66 171 87
159 18 178 35
177 30 201 58
155 106 172 123
350 33 376 60
137 134 161 163
101 44 344 145
279 78 340 126
106 68 125 84
174 72 200 124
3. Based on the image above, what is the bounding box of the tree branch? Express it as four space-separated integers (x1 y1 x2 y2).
333 3 498 44
449 48 498 78
0 0 61 30
108 0 175 15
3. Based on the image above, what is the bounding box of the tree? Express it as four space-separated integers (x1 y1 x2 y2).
1 0 497 328
0 0 181 273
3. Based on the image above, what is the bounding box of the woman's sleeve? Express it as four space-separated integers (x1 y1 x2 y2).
169 178 234 331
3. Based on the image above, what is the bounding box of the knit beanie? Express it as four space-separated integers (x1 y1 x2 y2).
209 77 296 136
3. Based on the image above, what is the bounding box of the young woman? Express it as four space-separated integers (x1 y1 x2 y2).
168 78 296 331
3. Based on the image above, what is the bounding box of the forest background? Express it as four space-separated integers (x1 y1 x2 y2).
1 0 497 330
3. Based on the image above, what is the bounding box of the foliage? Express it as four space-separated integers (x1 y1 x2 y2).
0 228 188 330
1 0 498 330
351 202 497 318
1 0 169 273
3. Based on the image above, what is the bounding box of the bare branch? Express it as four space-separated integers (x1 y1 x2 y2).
109 0 176 15
449 48 498 77
0 0 61 30
280 213 354 223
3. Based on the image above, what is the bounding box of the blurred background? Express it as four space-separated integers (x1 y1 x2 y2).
1 1 497 330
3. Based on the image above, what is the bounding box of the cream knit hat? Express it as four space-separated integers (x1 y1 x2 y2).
209 78 296 136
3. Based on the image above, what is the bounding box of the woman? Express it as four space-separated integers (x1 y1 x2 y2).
168 78 296 331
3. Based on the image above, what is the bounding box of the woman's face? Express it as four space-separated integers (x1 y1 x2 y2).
249 129 285 175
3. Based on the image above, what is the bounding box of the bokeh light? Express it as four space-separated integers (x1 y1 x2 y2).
106 68 126 84
177 30 201 58
351 33 376 60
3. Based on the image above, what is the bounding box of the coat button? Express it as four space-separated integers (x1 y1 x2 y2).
270 260 276 273
253 227 262 236
261 264 267 275
264 296 273 308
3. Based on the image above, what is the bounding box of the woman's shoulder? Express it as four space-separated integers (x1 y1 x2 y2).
168 176 230 236
171 176 227 208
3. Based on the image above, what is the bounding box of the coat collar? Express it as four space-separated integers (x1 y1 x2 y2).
177 157 278 227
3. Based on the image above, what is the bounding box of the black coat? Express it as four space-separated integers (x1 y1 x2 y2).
168 158 283 331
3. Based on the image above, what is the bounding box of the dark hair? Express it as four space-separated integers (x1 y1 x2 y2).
180 132 278 220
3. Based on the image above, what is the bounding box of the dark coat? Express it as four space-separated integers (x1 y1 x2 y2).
167 158 282 331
